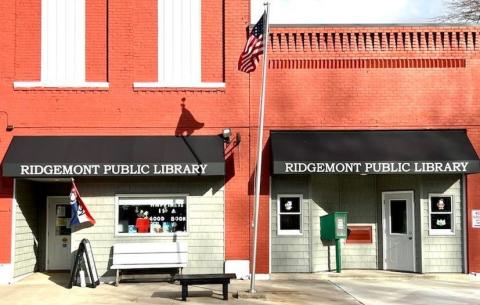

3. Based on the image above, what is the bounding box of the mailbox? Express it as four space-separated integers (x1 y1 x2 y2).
320 212 348 240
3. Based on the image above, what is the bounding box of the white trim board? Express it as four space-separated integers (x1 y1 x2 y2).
14 82 109 89
0 264 14 285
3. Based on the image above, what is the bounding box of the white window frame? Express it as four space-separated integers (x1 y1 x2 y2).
277 194 303 236
115 194 189 237
428 194 455 236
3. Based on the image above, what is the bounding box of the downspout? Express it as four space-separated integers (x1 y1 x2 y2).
462 174 468 274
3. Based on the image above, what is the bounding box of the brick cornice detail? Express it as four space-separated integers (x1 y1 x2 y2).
268 28 480 53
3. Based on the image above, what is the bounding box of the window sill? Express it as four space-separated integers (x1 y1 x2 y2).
13 81 109 90
428 230 455 236
277 231 303 236
133 82 225 90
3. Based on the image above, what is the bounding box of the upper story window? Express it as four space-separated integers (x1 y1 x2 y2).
134 0 224 89
14 0 108 89
42 0 85 86
159 0 201 85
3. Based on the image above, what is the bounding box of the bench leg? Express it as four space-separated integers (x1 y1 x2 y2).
181 284 188 301
223 283 228 300
115 269 120 287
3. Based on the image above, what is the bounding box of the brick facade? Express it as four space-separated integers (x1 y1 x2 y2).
255 25 480 273
1 0 480 275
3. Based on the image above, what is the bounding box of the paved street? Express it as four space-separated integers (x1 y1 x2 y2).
1 272 480 305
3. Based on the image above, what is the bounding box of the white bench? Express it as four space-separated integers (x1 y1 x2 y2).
111 242 188 285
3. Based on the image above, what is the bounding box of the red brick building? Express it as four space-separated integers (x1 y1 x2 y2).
1 0 480 283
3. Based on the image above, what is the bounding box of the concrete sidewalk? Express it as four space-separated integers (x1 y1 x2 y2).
331 277 480 305
2 272 480 305
0 273 360 305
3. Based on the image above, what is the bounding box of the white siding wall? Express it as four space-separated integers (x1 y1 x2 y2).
420 176 464 273
70 178 225 278
310 175 378 271
271 175 379 273
41 0 85 86
271 198 311 272
342 225 377 269
14 181 39 279
158 0 201 86
339 176 378 269
311 175 340 272
271 176 311 273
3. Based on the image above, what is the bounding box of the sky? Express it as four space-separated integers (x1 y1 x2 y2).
251 0 448 24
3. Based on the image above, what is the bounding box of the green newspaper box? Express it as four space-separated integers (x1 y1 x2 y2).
320 212 348 240
320 212 348 273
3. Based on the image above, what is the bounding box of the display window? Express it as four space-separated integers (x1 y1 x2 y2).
429 194 454 235
115 195 188 236
277 194 303 235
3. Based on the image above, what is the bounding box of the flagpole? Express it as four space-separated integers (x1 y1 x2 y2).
250 1 270 294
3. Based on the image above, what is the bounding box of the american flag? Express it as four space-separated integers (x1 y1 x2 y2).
238 13 265 73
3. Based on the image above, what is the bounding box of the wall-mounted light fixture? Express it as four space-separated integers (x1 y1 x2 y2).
222 128 232 143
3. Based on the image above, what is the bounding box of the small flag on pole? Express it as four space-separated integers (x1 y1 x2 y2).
70 180 95 227
238 13 266 73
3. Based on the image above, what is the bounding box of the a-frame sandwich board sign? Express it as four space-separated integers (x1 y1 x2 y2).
68 239 100 288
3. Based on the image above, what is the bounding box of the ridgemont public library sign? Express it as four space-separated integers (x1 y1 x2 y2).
3 163 225 177
274 161 480 175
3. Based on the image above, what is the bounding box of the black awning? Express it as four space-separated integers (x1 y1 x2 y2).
271 130 480 174
2 136 225 177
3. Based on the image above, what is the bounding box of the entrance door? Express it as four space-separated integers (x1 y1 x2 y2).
47 197 72 270
383 191 415 272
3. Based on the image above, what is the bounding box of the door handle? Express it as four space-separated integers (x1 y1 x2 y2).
408 237 413 240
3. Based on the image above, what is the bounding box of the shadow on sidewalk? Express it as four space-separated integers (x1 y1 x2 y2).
45 272 70 287
151 290 219 301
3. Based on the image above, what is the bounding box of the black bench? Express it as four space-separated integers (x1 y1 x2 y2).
173 273 236 301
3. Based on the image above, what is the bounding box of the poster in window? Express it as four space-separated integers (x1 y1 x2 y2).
118 197 187 234
431 214 452 230
279 197 300 213
430 196 452 213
